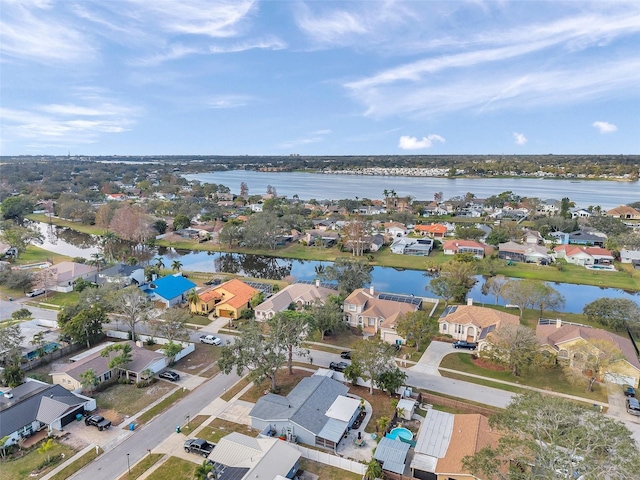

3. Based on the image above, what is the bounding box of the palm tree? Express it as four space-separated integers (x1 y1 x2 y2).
126 256 138 266
194 460 213 480
89 253 105 273
171 260 183 272
187 289 200 313
38 438 55 464
155 257 165 270
365 459 383 480
383 189 389 199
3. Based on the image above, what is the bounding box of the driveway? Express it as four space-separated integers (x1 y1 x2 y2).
60 416 127 451
410 340 473 375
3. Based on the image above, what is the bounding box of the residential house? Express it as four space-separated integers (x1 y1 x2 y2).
567 230 605 247
0 380 95 447
50 341 167 390
498 242 551 264
142 273 196 308
207 432 301 480
402 238 434 256
105 193 127 201
249 375 360 450
571 208 592 219
422 202 448 217
301 229 339 247
384 222 408 238
605 205 640 220
98 262 145 286
522 229 543 245
554 245 614 266
442 240 492 259
536 319 640 387
438 303 519 349
411 409 502 480
414 223 447 239
385 196 412 213
343 286 421 344
37 262 98 293
190 278 258 319
254 281 338 321
620 249 640 265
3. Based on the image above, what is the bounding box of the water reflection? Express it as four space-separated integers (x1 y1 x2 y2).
26 220 640 313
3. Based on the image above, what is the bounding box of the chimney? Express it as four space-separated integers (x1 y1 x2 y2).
467 298 473 306
315 279 320 287
369 285 375 296
556 318 562 328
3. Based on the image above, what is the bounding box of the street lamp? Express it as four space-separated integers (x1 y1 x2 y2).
127 453 131 476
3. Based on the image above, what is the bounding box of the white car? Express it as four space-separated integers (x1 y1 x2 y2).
199 334 222 345
26 288 45 297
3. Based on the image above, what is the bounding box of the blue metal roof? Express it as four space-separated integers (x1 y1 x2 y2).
149 274 196 301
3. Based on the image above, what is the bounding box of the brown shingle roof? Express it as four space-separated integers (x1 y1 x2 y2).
536 324 640 370
439 305 519 330
435 414 502 475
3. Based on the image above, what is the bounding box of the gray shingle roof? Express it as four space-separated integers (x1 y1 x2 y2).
0 383 88 437
249 376 348 434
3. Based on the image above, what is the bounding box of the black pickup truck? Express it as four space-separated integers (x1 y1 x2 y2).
184 438 215 457
84 414 112 431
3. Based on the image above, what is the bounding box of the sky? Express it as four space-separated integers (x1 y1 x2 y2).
1 0 639 156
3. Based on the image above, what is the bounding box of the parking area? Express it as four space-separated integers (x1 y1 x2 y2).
58 414 128 450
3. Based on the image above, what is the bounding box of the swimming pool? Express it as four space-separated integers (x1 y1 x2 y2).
386 427 413 441
26 342 61 360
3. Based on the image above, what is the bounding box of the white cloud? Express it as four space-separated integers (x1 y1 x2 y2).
398 134 445 150
0 94 141 146
207 95 254 109
592 121 617 133
311 129 332 135
513 132 528 145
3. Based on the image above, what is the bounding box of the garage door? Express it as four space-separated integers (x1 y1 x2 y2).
218 309 233 318
60 406 85 428
604 372 637 386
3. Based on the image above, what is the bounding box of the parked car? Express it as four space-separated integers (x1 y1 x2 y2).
623 384 636 397
200 334 222 345
85 414 112 431
340 351 351 359
159 370 180 381
329 361 349 372
184 438 215 457
626 397 640 416
452 340 477 350
26 288 45 297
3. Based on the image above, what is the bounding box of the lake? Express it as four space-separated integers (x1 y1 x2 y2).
31 222 638 313
183 170 639 210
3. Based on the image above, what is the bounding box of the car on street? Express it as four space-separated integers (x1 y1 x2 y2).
329 361 349 372
340 351 351 359
623 384 636 397
626 397 640 416
200 334 222 345
184 438 215 457
452 340 477 350
85 414 112 431
159 370 180 381
26 288 45 297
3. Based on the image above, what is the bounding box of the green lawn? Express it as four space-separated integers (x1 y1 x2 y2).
198 418 259 444
93 382 176 417
135 456 196 480
1 441 76 480
178 415 209 435
49 446 103 480
185 314 211 326
439 352 607 402
137 388 189 424
298 458 362 480
118 453 163 480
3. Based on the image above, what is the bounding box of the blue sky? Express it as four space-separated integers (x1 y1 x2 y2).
1 0 639 156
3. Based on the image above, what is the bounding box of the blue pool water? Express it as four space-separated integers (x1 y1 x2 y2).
26 342 61 360
387 427 413 441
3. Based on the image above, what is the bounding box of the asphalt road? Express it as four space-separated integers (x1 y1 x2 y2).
0 298 60 322
71 370 240 480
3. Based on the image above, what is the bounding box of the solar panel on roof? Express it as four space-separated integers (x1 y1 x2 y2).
378 293 422 306
295 280 338 289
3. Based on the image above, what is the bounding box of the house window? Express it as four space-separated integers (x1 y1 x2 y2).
348 304 356 311
104 371 111 381
442 323 447 332
357 316 363 325
455 324 463 334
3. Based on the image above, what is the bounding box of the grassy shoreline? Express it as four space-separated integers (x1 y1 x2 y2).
25 214 640 292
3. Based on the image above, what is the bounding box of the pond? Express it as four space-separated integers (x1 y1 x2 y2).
29 222 639 313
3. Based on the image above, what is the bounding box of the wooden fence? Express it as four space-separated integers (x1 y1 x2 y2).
420 392 498 417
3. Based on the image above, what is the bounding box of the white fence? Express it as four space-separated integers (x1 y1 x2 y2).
105 330 194 361
292 444 365 476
